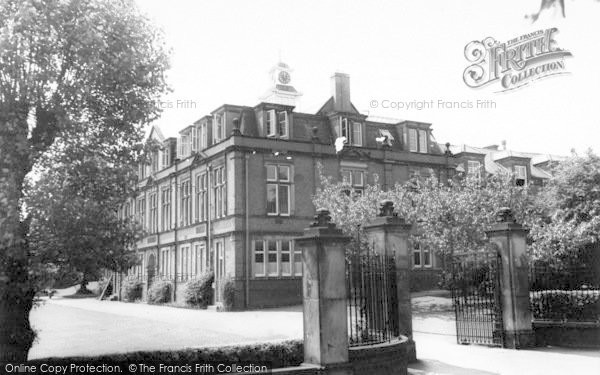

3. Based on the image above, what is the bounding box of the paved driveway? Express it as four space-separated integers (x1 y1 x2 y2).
29 297 303 360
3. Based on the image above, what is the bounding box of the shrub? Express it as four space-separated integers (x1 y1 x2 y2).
29 340 303 369
220 277 236 311
530 290 600 321
183 271 214 308
147 280 172 304
121 278 144 302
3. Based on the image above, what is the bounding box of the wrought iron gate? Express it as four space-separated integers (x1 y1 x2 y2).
346 252 399 346
450 250 504 347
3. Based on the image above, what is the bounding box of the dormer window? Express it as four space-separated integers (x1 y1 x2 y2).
408 128 428 153
161 145 170 168
266 110 288 138
199 122 208 149
191 126 199 152
151 150 159 173
515 165 527 186
467 160 481 178
213 114 225 143
338 117 362 146
177 133 191 159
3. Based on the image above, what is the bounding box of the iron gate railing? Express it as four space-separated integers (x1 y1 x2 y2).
450 250 504 347
345 252 399 346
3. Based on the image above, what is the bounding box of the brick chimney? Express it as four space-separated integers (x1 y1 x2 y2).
331 73 352 112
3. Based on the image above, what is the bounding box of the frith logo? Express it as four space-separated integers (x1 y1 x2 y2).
463 28 572 92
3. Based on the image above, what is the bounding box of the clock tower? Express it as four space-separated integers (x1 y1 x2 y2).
260 61 302 106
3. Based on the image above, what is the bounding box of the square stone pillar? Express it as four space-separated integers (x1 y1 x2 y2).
295 209 351 367
363 200 416 362
486 208 535 349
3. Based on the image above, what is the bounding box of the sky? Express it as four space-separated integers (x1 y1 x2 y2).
135 0 600 156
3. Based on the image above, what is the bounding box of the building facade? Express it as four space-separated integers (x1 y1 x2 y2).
119 63 459 309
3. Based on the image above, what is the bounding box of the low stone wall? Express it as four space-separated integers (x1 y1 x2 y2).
260 338 409 375
533 321 600 348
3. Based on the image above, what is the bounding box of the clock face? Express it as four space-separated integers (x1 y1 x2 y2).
278 70 291 84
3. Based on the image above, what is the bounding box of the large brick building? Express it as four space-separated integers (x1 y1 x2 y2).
117 62 458 309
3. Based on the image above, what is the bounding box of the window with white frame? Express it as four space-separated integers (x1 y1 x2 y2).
195 242 206 274
266 164 291 216
191 127 199 152
212 165 226 218
467 160 481 178
136 196 146 230
160 247 171 278
515 165 527 186
151 150 159 173
149 192 158 233
266 110 276 137
412 241 431 268
341 168 365 196
180 179 191 226
200 122 208 149
278 111 288 138
178 244 196 281
419 129 427 153
338 117 362 146
213 114 225 143
253 239 298 277
178 134 191 159
408 128 428 153
138 163 147 179
196 172 208 223
161 146 170 168
215 240 225 280
161 186 171 231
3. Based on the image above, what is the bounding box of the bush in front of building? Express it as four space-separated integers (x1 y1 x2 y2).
121 278 144 302
147 280 173 304
219 277 236 311
183 271 214 308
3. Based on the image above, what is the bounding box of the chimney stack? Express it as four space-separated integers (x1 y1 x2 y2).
331 73 352 112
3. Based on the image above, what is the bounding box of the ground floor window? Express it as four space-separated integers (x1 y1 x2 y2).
412 242 432 268
195 242 207 274
253 238 301 277
160 247 172 278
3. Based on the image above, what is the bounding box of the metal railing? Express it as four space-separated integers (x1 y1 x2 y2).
346 252 399 347
529 263 600 322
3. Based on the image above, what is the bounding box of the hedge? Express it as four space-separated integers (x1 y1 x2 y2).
530 290 600 322
28 340 303 372
147 280 172 304
183 271 214 308
220 277 236 311
121 278 144 302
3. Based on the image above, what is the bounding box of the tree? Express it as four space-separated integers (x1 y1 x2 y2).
0 0 169 361
528 150 600 265
26 131 144 294
313 166 532 264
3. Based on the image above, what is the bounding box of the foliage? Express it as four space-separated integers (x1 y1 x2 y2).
0 0 169 360
183 272 214 308
121 278 143 302
313 163 532 260
219 277 236 311
147 280 172 304
528 151 600 265
530 290 600 322
26 136 143 292
29 340 303 369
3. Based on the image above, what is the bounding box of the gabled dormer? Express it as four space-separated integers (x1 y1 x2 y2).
177 124 194 160
317 73 367 147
